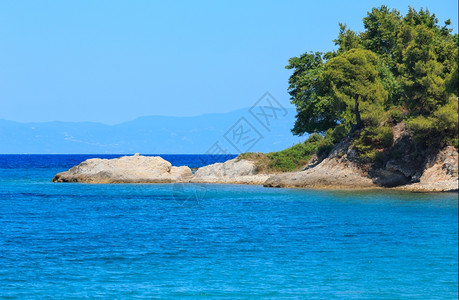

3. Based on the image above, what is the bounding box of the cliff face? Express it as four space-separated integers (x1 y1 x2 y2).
369 122 426 187
396 146 458 192
265 123 458 192
370 122 458 191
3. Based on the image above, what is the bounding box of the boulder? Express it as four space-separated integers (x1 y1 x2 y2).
190 159 271 185
52 155 192 183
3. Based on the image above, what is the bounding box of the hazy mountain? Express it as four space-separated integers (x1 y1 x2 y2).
0 108 305 154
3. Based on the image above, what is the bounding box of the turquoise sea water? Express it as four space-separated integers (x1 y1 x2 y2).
0 155 457 299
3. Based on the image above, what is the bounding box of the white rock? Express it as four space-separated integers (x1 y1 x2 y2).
52 155 192 183
190 159 271 185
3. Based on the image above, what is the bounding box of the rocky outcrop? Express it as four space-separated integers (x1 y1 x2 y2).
51 140 457 192
52 154 192 183
264 124 458 192
190 158 271 185
397 146 458 192
264 137 377 189
370 123 424 187
367 123 457 191
52 155 269 185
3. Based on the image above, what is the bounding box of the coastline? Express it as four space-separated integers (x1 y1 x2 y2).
51 154 458 193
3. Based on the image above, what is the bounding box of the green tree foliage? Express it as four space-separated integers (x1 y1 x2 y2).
323 49 388 129
287 5 458 157
445 65 458 95
393 8 457 113
286 49 387 135
396 8 453 114
334 23 362 54
286 52 341 134
362 5 402 67
407 97 459 147
361 6 403 104
377 59 401 105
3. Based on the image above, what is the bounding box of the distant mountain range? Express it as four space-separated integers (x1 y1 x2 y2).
0 108 305 154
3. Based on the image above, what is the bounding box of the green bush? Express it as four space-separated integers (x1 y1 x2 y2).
317 140 334 157
331 124 349 143
374 126 394 148
406 115 434 145
364 149 385 162
237 133 328 173
266 136 323 172
386 107 404 124
307 133 323 143
352 125 393 161
267 155 297 172
362 107 385 127
314 125 349 158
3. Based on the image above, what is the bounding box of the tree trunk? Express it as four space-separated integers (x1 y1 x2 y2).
350 97 362 133
355 97 361 128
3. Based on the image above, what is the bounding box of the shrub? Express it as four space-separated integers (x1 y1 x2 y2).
237 152 265 161
317 140 334 157
386 106 404 124
266 139 319 172
331 124 349 143
374 126 394 148
314 125 349 158
352 125 393 161
362 108 384 127
237 133 328 173
267 155 297 172
307 133 323 143
406 115 435 145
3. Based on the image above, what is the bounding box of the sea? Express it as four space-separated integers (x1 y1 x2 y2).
0 154 457 299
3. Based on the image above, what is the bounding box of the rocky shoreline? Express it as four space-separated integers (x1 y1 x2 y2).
264 136 458 193
52 154 268 185
52 146 458 192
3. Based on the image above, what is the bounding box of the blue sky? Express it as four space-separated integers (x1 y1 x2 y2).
1 0 457 124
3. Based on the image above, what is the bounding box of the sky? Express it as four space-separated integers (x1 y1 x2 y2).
0 0 457 124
